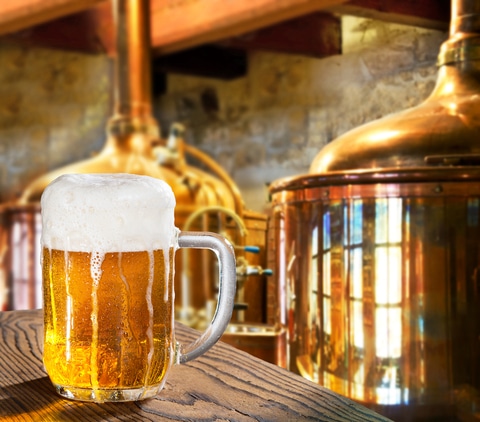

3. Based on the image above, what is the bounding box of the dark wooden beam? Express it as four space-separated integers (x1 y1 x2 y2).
1 2 113 54
328 0 450 31
219 12 341 58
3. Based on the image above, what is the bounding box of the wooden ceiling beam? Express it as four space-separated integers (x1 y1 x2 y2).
1 2 113 54
152 11 340 82
218 12 341 59
0 0 106 37
150 0 348 55
1 0 346 56
0 0 449 57
327 0 450 31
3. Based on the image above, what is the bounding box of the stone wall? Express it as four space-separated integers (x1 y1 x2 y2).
0 43 112 202
0 16 446 209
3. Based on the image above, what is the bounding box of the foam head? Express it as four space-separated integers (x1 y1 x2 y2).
41 173 177 252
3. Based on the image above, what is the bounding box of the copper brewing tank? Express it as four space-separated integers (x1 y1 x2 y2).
18 0 234 209
269 0 480 420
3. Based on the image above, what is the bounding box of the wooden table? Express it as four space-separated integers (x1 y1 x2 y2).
0 310 391 421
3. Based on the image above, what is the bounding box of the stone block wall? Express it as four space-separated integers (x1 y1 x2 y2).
0 43 112 202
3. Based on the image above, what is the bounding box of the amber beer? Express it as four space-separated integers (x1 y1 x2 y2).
42 248 174 397
41 173 238 403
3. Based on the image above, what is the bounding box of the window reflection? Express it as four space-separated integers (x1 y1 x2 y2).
322 212 331 336
321 196 403 404
11 215 42 310
310 225 320 377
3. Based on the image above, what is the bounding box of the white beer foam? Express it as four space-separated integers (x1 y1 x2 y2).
41 173 177 252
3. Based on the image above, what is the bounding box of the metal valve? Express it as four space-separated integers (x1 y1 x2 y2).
237 264 273 277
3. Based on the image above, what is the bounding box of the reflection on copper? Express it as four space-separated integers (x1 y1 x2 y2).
0 205 41 310
270 171 480 421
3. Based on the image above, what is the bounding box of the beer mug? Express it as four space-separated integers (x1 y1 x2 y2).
41 173 236 402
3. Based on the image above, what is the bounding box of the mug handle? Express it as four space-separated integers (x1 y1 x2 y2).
176 231 236 363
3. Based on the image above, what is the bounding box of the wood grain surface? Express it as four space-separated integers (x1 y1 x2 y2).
0 310 392 421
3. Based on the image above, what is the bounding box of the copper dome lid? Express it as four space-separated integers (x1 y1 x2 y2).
310 0 480 176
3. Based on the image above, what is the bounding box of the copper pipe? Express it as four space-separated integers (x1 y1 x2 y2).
183 144 245 217
449 0 480 38
112 0 155 124
106 0 160 147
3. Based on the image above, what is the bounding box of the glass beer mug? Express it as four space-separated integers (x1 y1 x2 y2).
41 173 236 402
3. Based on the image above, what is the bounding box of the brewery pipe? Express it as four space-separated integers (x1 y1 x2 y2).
154 122 245 218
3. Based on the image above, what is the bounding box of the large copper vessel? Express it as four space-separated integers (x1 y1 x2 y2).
269 0 480 420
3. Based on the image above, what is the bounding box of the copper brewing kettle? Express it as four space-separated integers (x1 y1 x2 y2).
19 0 237 213
268 0 480 420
